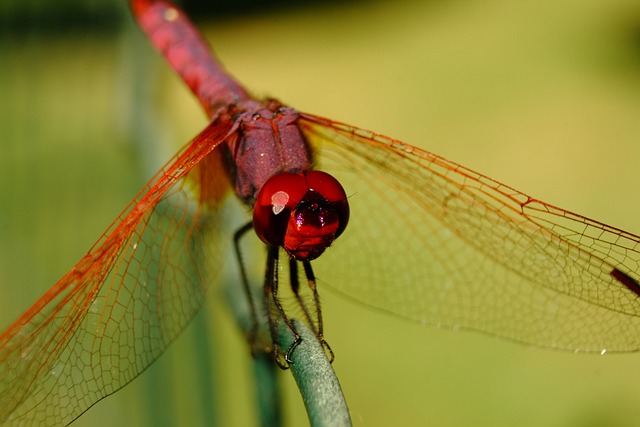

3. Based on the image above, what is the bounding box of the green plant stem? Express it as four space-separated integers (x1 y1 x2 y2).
278 320 351 427
225 275 351 426
224 278 282 427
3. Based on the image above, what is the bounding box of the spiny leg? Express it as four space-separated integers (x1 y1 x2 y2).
264 244 301 368
302 260 334 363
289 259 319 334
233 221 260 354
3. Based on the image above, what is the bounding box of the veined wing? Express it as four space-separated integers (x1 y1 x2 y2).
299 112 640 353
0 120 236 426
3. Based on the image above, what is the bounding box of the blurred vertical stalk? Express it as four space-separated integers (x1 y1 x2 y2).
224 271 283 426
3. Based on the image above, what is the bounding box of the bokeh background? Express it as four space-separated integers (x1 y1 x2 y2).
2 0 640 425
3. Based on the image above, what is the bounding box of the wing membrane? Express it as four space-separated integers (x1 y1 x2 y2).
299 112 640 353
0 121 236 425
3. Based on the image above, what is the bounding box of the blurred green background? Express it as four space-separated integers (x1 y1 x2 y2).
2 0 640 425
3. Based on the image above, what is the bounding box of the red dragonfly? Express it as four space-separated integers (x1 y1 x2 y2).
2 0 640 425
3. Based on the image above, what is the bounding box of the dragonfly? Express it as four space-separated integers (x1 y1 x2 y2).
2 0 640 424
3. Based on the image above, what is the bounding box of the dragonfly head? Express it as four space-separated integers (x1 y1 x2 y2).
253 171 349 261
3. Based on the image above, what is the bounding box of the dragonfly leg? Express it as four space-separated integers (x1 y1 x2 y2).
265 244 301 369
302 260 334 363
288 259 318 333
233 221 260 354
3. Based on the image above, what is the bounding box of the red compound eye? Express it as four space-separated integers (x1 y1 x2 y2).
253 171 349 260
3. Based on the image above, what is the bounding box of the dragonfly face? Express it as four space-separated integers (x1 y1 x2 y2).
253 170 350 261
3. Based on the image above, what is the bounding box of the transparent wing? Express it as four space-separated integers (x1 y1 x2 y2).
0 120 238 426
299 112 640 353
